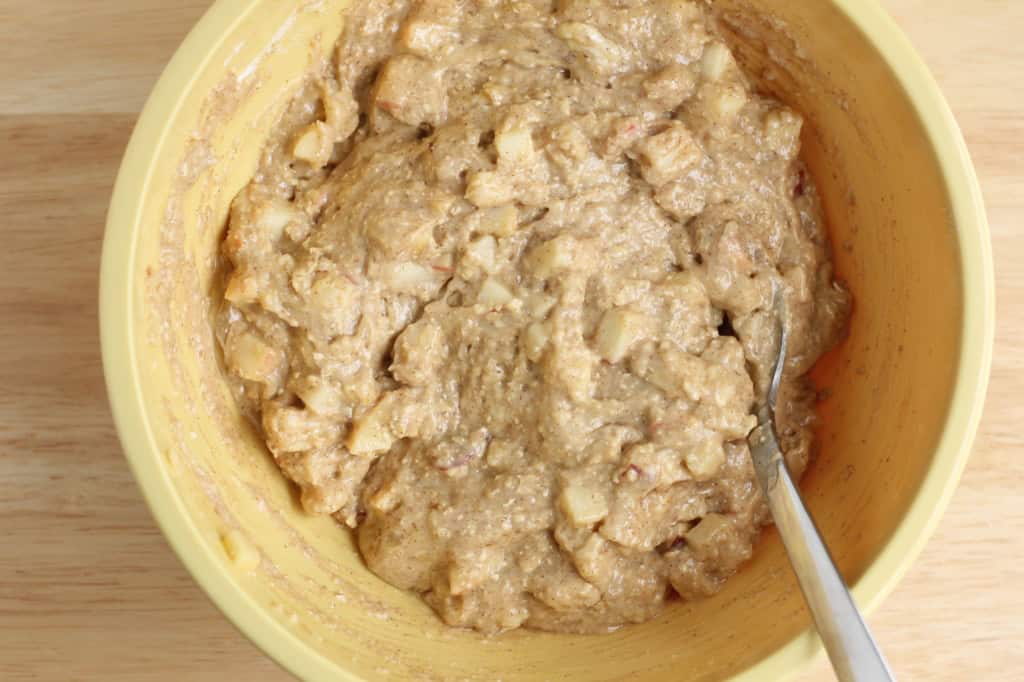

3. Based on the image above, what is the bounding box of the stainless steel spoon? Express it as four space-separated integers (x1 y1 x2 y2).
746 299 895 682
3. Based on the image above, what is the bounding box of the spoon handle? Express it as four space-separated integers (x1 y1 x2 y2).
750 423 895 682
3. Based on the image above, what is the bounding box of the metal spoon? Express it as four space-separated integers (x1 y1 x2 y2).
746 298 895 682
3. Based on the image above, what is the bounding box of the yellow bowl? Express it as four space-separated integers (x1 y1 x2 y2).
101 1 994 679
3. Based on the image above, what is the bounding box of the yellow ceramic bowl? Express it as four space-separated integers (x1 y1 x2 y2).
101 1 994 679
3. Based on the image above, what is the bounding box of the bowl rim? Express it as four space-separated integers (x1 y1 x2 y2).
100 0 994 679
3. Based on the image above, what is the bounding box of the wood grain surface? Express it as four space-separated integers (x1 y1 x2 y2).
1 1 1020 679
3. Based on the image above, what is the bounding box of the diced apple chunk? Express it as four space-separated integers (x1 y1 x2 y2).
603 116 646 157
633 123 703 187
257 202 303 242
560 484 609 527
477 277 514 308
643 64 698 108
528 234 577 279
346 399 396 456
391 320 444 386
594 308 649 363
224 270 259 304
620 443 690 488
527 293 557 319
464 235 497 272
572 533 615 589
292 121 332 166
556 22 627 76
710 84 747 120
495 126 535 165
381 262 438 294
293 375 343 415
685 438 725 480
429 194 455 215
323 86 359 141
685 513 732 553
465 170 514 207
642 348 706 401
523 321 550 362
230 332 280 384
700 42 733 81
397 20 456 55
263 405 333 453
340 365 381 408
308 274 361 336
474 205 518 237
372 55 447 126
432 253 454 273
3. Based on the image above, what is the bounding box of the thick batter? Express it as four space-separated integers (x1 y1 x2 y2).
217 0 849 634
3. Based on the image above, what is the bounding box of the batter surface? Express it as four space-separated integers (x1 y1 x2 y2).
217 0 849 634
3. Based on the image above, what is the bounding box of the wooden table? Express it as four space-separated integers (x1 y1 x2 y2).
1 1 1020 679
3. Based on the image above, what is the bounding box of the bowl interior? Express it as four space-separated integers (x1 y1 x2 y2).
104 0 975 679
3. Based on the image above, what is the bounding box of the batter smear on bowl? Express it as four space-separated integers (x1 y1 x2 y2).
216 0 849 634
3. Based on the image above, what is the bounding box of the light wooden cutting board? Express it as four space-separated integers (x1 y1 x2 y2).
1 1 1021 679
